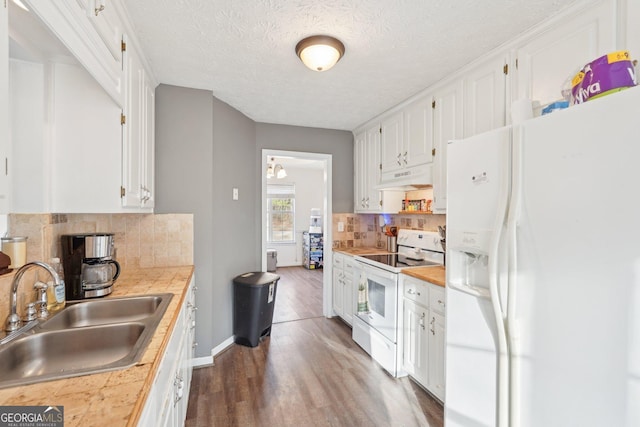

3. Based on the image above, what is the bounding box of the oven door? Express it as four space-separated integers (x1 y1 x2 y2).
355 261 398 343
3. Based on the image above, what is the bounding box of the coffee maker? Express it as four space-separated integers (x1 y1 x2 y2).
61 233 121 300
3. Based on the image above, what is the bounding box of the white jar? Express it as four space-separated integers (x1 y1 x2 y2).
1 236 28 269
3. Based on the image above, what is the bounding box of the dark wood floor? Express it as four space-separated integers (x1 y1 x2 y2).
272 266 324 323
185 266 444 427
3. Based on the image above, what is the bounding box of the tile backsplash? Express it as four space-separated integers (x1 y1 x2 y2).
0 213 193 326
332 212 446 251
6 213 193 268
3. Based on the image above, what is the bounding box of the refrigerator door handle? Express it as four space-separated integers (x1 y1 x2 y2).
488 127 512 427
506 126 524 427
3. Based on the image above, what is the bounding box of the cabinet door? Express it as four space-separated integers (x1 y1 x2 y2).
514 0 616 109
332 267 344 317
364 126 382 212
342 273 353 326
427 311 446 401
85 0 124 64
404 96 434 168
403 299 428 385
432 80 463 213
141 79 155 208
379 112 403 175
0 3 9 213
353 125 383 213
464 55 507 137
353 131 368 212
122 35 144 208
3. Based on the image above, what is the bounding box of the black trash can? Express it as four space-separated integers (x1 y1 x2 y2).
233 271 280 347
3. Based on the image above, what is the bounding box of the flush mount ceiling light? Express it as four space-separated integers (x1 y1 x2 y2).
295 35 345 72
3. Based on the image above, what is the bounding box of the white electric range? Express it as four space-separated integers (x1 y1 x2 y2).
352 229 444 377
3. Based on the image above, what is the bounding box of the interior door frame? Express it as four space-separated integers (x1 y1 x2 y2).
261 149 333 318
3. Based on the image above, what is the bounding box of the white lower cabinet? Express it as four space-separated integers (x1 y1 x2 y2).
332 252 358 325
138 276 197 427
400 273 446 401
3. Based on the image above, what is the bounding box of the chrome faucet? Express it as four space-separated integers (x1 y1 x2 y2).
4 261 61 332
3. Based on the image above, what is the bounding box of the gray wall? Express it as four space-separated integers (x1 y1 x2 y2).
154 84 216 356
256 123 354 213
211 97 259 345
156 84 354 355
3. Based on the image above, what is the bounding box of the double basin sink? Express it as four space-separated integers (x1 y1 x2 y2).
0 293 173 389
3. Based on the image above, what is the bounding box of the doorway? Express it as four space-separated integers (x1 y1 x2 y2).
261 149 333 318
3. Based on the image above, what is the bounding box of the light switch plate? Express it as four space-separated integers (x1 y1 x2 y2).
338 222 344 232
232 188 239 200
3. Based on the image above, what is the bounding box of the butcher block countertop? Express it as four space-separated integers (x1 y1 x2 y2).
0 265 194 427
401 266 446 287
334 247 391 256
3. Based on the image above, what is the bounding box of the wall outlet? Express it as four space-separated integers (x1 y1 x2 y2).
338 221 344 232
232 188 239 200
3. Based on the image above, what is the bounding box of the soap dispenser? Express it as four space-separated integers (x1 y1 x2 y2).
46 258 66 313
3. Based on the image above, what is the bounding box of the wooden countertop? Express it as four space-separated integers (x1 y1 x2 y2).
333 247 392 256
401 266 446 287
0 265 194 427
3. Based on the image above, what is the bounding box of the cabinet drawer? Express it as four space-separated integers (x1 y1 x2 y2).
403 276 429 306
343 256 356 276
429 284 446 314
333 253 344 268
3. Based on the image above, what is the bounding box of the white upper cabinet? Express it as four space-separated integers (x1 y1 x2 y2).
83 0 124 63
23 0 125 106
379 99 434 187
354 125 403 213
353 130 370 212
463 54 508 137
513 0 617 110
432 79 463 214
379 112 404 175
0 2 9 213
122 36 155 209
403 95 434 169
7 0 155 213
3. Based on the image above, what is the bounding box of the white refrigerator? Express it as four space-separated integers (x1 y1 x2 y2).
444 86 640 427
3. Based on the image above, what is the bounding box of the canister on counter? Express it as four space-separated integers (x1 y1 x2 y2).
1 236 28 269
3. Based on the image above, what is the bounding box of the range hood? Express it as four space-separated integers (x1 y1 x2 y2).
376 163 434 191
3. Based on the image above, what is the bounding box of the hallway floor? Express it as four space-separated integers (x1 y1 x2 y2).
185 266 444 426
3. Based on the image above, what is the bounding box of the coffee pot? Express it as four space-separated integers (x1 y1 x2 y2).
61 233 121 300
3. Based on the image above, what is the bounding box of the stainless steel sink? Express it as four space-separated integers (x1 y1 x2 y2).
40 294 170 329
0 293 173 389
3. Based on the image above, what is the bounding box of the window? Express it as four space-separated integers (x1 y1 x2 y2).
267 184 295 243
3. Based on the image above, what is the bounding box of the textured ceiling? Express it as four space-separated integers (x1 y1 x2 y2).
125 0 583 131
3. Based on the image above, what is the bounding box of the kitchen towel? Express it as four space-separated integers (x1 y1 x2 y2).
357 271 370 313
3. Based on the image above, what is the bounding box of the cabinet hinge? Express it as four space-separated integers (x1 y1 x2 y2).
121 113 126 125
3 0 6 9
379 163 382 170
121 40 127 52
120 187 126 197
379 127 382 134
515 58 519 69
503 64 508 75
432 148 436 156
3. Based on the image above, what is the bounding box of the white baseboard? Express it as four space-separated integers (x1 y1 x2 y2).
192 336 234 368
192 355 214 368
